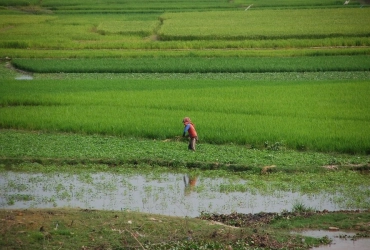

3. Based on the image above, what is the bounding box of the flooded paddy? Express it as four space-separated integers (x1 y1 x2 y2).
0 170 365 218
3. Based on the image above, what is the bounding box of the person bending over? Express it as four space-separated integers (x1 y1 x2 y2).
182 117 198 151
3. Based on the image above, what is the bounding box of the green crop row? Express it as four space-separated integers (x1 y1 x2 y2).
233 0 363 8
11 56 370 73
159 9 370 41
1 0 364 12
2 35 369 51
0 0 242 14
2 47 370 59
96 20 158 36
1 8 369 52
0 78 369 154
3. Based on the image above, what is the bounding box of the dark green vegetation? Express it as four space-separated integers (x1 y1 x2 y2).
1 0 370 249
11 56 370 73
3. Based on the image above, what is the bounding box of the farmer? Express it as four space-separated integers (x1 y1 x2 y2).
182 117 198 151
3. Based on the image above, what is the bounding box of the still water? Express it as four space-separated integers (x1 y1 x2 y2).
299 230 370 250
0 171 352 217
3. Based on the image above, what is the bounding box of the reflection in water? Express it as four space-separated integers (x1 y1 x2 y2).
183 174 197 196
0 171 362 217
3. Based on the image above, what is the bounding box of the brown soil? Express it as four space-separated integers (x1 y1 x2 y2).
197 210 368 228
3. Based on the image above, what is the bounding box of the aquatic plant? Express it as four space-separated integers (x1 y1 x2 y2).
291 202 315 213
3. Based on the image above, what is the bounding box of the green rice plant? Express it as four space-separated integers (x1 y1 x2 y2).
39 0 243 13
1 7 369 52
6 194 33 205
2 46 370 59
2 0 361 12
0 0 39 6
0 41 29 49
233 0 363 8
159 9 370 41
10 56 370 73
0 13 155 50
0 78 369 154
96 20 159 36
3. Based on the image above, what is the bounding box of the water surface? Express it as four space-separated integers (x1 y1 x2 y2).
0 171 357 217
300 230 370 250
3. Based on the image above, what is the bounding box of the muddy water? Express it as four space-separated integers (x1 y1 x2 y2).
299 230 370 250
0 171 357 217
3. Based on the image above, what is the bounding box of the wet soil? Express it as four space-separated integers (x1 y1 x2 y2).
197 210 366 228
197 210 370 249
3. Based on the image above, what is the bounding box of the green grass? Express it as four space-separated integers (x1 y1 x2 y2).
4 208 362 250
0 208 241 249
270 211 370 231
1 129 369 172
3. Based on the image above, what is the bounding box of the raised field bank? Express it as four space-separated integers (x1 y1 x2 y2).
0 0 370 249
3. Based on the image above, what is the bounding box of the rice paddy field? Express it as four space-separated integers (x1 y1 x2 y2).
1 0 370 153
1 0 370 249
1 76 370 154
